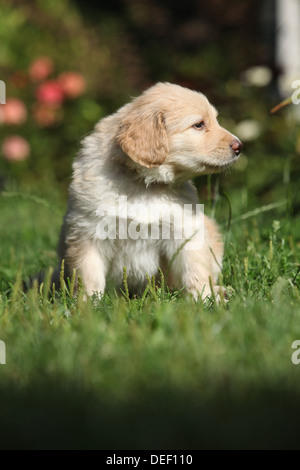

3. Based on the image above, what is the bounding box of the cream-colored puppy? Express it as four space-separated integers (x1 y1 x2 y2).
57 82 242 299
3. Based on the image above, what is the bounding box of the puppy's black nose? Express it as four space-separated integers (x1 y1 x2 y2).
231 138 243 156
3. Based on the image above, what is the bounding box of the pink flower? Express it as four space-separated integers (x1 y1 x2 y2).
1 135 30 161
33 103 63 127
1 98 27 125
29 57 54 81
36 80 65 105
58 72 86 98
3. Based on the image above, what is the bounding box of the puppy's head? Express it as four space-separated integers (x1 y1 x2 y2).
116 82 242 181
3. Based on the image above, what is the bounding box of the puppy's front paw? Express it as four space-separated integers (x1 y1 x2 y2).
211 285 228 304
188 285 228 304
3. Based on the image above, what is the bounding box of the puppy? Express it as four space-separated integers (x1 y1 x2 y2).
57 82 242 299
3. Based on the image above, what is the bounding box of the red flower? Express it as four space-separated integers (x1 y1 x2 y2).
36 80 65 105
0 98 27 125
58 72 86 98
29 57 54 81
1 135 30 161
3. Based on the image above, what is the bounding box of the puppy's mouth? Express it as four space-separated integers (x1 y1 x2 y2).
203 138 243 173
202 154 239 174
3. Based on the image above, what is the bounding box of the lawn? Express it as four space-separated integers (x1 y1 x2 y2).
1 176 300 450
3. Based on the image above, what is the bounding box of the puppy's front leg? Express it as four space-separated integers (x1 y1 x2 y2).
168 247 223 301
65 242 107 297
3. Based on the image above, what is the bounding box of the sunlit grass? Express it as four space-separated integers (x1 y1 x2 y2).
1 186 300 449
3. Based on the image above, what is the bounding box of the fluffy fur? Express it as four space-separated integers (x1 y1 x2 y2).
56 82 242 299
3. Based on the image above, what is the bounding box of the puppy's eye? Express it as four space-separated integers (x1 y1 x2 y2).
192 121 205 130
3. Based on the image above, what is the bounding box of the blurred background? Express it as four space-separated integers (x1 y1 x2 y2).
0 0 300 230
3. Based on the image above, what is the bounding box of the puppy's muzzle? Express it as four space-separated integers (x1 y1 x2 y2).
230 138 243 156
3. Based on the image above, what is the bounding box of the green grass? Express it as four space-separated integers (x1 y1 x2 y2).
1 183 300 450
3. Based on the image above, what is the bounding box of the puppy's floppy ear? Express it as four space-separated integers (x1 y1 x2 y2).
116 111 169 168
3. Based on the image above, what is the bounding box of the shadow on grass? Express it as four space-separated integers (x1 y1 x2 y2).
0 379 299 449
